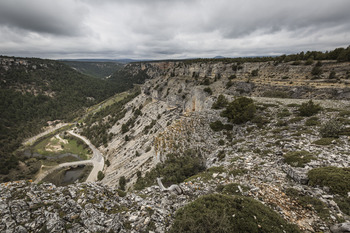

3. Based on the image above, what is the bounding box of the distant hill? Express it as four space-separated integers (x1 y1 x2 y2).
61 61 123 79
60 58 153 64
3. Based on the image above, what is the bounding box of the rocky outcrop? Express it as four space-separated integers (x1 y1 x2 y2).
331 222 350 233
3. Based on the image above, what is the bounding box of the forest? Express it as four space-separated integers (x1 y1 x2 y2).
0 57 149 176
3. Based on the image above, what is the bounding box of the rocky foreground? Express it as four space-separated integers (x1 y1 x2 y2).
1 171 349 233
0 179 215 233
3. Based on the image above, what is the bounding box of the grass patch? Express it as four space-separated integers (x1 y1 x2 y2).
32 134 91 160
229 168 248 177
283 151 316 167
305 117 320 126
313 138 335 146
308 167 350 196
169 194 301 233
277 108 291 118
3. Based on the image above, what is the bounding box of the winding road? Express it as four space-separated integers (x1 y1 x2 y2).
34 130 104 183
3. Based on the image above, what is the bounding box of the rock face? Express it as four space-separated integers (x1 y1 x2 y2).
101 60 350 189
330 222 350 233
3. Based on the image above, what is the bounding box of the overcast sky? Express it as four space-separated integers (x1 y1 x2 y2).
0 0 349 59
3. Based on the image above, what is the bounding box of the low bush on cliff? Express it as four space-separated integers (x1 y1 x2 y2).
221 97 256 124
283 151 316 167
212 94 228 109
308 167 350 196
209 120 233 132
319 119 343 138
169 194 301 233
134 152 205 190
298 100 322 117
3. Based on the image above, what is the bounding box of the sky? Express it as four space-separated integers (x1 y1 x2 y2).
0 0 349 60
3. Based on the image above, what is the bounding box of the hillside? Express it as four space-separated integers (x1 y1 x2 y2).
71 49 350 231
1 47 350 232
0 56 148 180
62 61 123 79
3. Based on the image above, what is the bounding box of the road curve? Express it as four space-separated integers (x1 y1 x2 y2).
23 123 69 146
34 130 104 183
68 130 104 182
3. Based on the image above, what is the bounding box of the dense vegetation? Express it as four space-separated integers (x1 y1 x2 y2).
298 100 322 117
134 151 205 190
62 61 123 79
108 67 149 92
81 90 140 147
169 194 301 233
221 97 256 124
308 167 350 196
0 56 149 178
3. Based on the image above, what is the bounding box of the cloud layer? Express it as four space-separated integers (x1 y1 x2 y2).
0 0 349 59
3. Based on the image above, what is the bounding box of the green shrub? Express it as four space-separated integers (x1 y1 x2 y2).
313 137 335 145
304 58 314 65
277 108 291 118
298 100 322 117
229 168 247 176
311 66 322 76
251 69 259 76
319 119 343 138
334 196 350 215
221 97 256 124
169 194 300 233
134 153 205 190
119 176 126 190
305 117 320 126
212 94 228 109
251 116 270 128
97 171 104 181
276 120 288 127
105 160 111 167
203 87 212 95
117 189 127 197
283 151 316 167
209 120 233 132
308 167 350 196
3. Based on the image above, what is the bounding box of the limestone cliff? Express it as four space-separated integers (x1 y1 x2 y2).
101 60 350 189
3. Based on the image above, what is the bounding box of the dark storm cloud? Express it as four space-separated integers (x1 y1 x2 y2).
0 0 88 36
0 0 349 59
